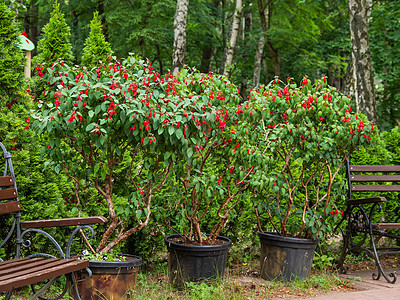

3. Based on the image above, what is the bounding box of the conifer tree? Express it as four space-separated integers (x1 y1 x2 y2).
36 1 73 65
0 0 26 103
82 11 113 69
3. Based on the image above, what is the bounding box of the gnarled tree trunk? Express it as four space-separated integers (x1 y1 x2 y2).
172 0 190 75
345 0 378 126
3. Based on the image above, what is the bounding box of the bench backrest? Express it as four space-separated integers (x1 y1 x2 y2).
346 159 400 200
0 142 20 215
0 142 21 259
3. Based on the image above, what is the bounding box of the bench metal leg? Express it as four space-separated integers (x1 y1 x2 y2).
4 290 13 300
29 277 59 300
337 204 398 284
368 222 397 283
334 207 352 273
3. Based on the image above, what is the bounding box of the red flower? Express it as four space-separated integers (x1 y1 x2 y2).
217 178 222 185
68 112 75 122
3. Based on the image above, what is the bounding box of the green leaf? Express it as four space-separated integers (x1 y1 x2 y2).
136 210 142 221
86 123 95 132
176 129 183 140
120 110 126 122
168 126 175 136
94 164 100 175
187 147 193 158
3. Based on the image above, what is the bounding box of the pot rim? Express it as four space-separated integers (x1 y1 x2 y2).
258 231 319 245
165 234 232 252
87 254 143 268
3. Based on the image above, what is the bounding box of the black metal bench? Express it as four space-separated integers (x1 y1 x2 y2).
336 159 400 283
0 142 107 299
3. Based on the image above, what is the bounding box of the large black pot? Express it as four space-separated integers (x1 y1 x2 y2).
258 232 318 281
75 254 143 300
165 234 232 287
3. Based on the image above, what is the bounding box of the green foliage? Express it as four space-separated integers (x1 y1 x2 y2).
185 282 220 300
35 0 74 66
370 0 400 130
104 0 175 72
81 11 113 69
312 252 334 271
0 0 26 104
241 76 373 239
31 54 176 253
162 67 246 244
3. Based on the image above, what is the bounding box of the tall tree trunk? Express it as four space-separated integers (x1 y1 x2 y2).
252 34 265 88
200 0 220 73
345 0 378 126
240 5 252 99
200 47 213 73
97 0 109 42
24 3 39 57
255 0 279 84
172 0 190 75
69 5 80 64
222 0 243 76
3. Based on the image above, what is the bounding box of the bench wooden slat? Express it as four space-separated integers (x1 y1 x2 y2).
21 216 108 228
0 258 71 281
0 259 89 292
372 223 400 230
0 258 59 279
347 197 387 205
0 257 30 268
0 188 17 201
351 175 400 182
0 257 43 272
349 165 400 172
351 185 400 192
0 200 21 215
0 176 13 187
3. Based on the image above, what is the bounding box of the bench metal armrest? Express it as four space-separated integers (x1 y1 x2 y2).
346 196 387 206
20 216 107 229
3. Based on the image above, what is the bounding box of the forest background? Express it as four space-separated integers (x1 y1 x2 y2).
1 0 400 262
8 0 400 130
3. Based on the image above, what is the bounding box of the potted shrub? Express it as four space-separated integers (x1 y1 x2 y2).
161 68 251 286
239 77 373 281
31 55 174 299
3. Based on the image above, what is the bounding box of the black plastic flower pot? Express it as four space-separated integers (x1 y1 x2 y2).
258 232 319 281
74 254 143 300
165 234 232 287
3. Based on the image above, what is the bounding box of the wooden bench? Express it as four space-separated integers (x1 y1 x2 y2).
335 159 400 284
0 142 107 299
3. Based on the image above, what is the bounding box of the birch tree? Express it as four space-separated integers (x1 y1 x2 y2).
172 0 189 75
252 0 270 88
345 0 378 125
221 0 243 76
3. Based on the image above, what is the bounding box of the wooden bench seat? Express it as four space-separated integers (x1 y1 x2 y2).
335 160 400 284
0 258 89 292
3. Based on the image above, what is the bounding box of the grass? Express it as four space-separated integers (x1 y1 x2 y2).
1 259 355 300
130 261 353 300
